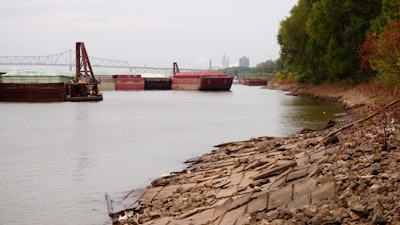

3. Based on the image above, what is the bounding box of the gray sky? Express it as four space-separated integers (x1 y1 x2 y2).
0 0 297 69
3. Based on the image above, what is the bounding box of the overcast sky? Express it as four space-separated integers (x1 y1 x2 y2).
0 0 297 69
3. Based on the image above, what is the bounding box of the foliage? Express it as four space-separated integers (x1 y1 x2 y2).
359 22 400 86
296 71 310 83
358 33 378 77
369 0 400 34
253 60 279 74
278 0 382 83
221 59 283 78
278 0 317 76
275 70 296 83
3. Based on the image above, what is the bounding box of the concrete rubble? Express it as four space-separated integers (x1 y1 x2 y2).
110 103 400 224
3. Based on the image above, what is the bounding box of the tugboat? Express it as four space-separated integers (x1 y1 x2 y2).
170 62 233 91
65 42 103 101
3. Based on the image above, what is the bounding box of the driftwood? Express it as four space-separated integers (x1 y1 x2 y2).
324 99 400 140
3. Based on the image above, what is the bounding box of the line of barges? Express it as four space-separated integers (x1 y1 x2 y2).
0 44 238 102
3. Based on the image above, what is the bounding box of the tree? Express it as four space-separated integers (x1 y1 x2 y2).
359 22 400 78
278 0 381 83
369 0 400 34
278 0 317 76
253 60 278 74
305 0 381 81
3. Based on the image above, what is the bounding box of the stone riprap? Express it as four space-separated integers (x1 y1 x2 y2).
111 107 400 225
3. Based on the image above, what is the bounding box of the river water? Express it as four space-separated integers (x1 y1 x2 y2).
0 85 344 225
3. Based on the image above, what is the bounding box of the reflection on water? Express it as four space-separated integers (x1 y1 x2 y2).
0 85 344 225
279 95 344 134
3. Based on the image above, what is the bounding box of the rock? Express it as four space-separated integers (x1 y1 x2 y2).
265 210 280 221
324 135 339 146
110 101 400 225
372 154 382 162
347 200 368 218
372 214 387 224
151 178 169 187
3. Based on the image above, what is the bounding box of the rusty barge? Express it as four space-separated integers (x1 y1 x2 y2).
171 62 233 91
98 74 171 91
239 78 268 86
0 68 73 102
0 82 67 102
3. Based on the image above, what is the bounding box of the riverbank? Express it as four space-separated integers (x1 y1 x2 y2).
112 83 400 225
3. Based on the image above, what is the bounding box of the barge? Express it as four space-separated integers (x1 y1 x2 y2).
171 62 233 91
0 68 73 102
144 77 171 90
0 82 66 102
239 78 268 86
113 75 145 91
142 73 171 90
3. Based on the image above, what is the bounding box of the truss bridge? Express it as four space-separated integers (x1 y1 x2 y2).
0 50 198 74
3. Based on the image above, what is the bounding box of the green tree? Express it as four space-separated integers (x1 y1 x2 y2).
306 0 381 81
278 0 317 77
278 0 381 83
253 60 278 74
369 0 400 34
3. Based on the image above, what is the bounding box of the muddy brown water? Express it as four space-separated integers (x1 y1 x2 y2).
0 85 344 225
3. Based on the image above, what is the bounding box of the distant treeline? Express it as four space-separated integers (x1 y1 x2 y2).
219 59 283 78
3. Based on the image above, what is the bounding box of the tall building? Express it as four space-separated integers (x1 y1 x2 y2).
221 54 228 69
239 56 249 67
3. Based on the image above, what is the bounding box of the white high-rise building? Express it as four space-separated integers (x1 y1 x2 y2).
221 54 228 69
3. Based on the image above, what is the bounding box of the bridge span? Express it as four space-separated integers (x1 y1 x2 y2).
0 49 198 75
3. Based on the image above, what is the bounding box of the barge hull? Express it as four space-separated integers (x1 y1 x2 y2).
171 76 202 90
65 95 103 101
240 78 268 86
144 78 172 90
0 83 66 102
200 77 233 91
113 75 144 91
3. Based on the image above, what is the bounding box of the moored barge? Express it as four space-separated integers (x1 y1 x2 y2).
171 62 233 91
0 82 66 102
0 68 73 102
113 75 145 91
239 78 268 86
142 73 171 90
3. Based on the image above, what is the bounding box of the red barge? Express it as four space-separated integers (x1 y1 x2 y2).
0 82 66 102
113 75 145 91
239 78 268 86
171 62 233 91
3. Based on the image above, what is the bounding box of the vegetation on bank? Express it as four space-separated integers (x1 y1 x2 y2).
276 0 400 88
218 59 283 78
222 0 400 98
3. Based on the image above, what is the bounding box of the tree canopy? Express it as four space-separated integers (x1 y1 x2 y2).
359 22 400 79
278 0 392 84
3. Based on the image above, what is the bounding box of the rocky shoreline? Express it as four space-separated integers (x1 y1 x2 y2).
110 83 400 225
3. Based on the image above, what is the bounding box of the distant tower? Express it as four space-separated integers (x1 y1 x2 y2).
239 56 249 67
209 58 212 70
222 54 227 69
